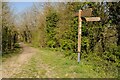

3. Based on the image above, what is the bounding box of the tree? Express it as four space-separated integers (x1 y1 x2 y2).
2 2 18 53
107 2 120 46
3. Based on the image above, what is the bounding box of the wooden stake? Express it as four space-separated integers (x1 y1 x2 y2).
78 10 82 63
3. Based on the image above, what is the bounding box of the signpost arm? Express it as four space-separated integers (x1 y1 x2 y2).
78 10 82 63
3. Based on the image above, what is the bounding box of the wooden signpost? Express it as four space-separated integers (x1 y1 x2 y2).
77 8 100 63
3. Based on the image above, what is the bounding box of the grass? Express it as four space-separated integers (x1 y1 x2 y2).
13 48 118 78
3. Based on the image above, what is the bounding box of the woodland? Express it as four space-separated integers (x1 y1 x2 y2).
1 2 120 78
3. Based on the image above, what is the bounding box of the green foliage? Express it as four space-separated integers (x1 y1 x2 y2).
14 43 21 48
46 11 59 48
47 40 56 48
107 2 120 46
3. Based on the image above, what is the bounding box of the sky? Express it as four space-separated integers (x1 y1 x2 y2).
11 2 33 13
8 2 34 26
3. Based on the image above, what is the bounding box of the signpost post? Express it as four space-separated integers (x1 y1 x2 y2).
77 8 100 63
78 10 82 63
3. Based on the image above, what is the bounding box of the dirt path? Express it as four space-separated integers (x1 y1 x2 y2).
2 43 39 78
